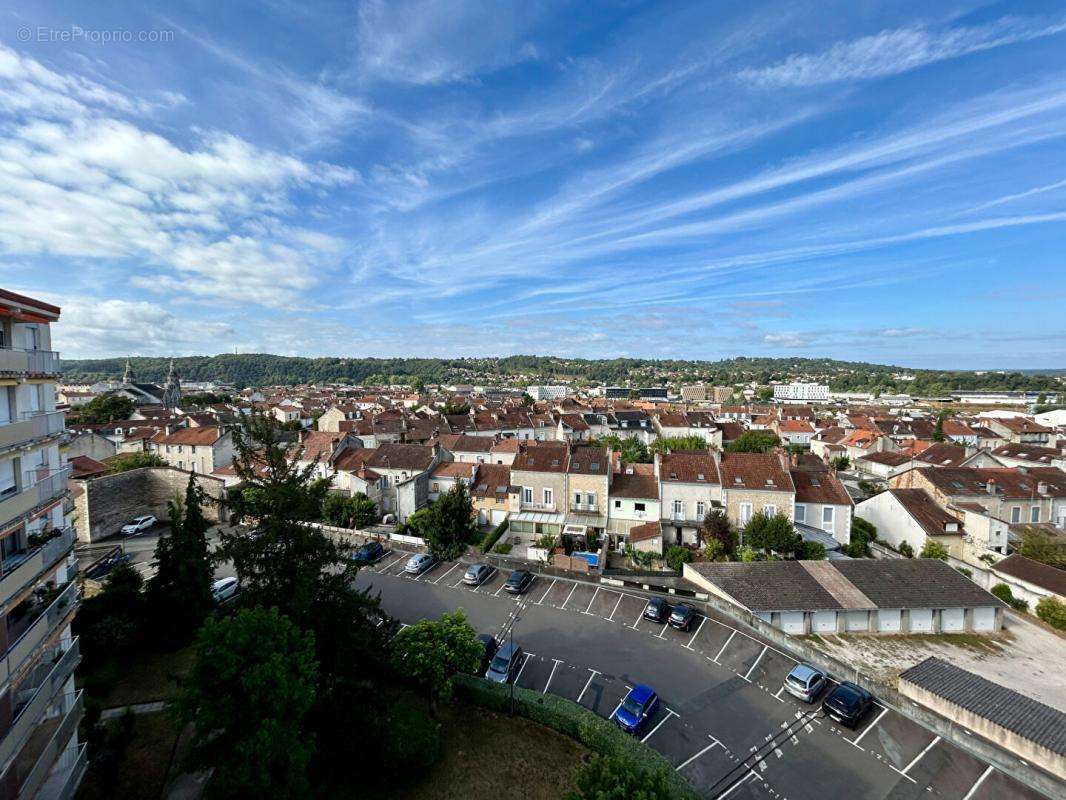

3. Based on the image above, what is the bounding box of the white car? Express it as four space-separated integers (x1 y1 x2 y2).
120 515 157 536
211 577 240 604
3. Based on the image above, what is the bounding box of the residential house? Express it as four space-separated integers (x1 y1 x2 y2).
985 417 1053 445
470 463 513 527
507 442 569 543
565 446 611 542
657 451 722 546
151 426 234 474
428 461 475 502
366 443 438 522
439 434 495 464
790 467 852 546
606 463 659 551
719 452 795 531
856 488 965 557
775 419 815 447
991 443 1066 471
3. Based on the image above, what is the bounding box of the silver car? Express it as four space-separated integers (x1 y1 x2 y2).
404 553 437 575
784 663 828 703
463 564 495 586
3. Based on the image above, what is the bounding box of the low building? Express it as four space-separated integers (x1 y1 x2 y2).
987 553 1066 608
855 488 964 557
683 559 1004 634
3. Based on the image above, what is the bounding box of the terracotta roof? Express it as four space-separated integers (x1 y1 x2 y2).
660 451 720 484
992 554 1066 597
790 469 851 506
155 426 224 446
719 453 792 492
512 442 569 473
918 467 1066 499
888 488 963 536
69 455 108 479
332 446 375 471
915 442 969 467
431 461 475 480
471 463 513 499
440 433 494 453
568 446 610 476
992 443 1063 465
858 451 912 466
629 521 662 543
367 443 435 472
610 467 659 499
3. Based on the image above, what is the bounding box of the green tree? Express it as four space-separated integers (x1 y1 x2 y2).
74 563 146 672
700 508 736 556
409 376 425 393
664 545 694 571
1017 526 1066 569
568 755 678 800
442 400 471 415
1036 597 1066 630
898 541 915 558
798 540 827 560
726 431 781 453
919 539 949 560
830 455 850 471
69 394 134 424
651 435 710 454
743 512 799 555
175 608 318 800
390 610 482 705
107 451 166 473
420 483 477 560
146 475 214 645
521 392 534 407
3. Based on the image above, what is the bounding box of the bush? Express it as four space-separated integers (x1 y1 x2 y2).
378 697 442 773
664 546 694 572
1011 597 1029 612
452 674 699 800
702 539 725 561
1036 596 1066 630
624 545 656 568
736 546 759 562
955 567 973 579
492 542 513 554
990 583 1014 604
480 518 509 553
898 541 914 558
797 541 826 560
920 540 949 560
569 754 679 799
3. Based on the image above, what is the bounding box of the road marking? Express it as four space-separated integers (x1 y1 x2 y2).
961 765 994 800
607 593 624 621
630 604 644 630
543 658 563 694
851 706 889 747
675 735 720 771
902 735 941 775
717 772 757 800
656 621 669 639
577 669 599 704
534 579 555 605
773 686 786 700
493 580 508 597
429 562 460 584
514 652 535 685
609 685 633 721
560 583 579 610
742 644 769 681
641 708 678 743
713 629 737 663
683 615 706 649
582 587 601 615
378 555 405 573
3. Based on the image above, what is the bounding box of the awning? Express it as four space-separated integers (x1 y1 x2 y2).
512 511 565 525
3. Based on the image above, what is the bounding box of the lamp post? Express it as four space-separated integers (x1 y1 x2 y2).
506 598 526 715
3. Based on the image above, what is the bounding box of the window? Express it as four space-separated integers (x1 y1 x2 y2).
739 503 753 525
673 499 684 517
794 504 806 522
523 487 532 503
614 499 621 509
586 492 596 506
822 507 834 529
1010 506 1021 523
1030 506 1040 523
696 501 706 519
432 483 439 493
634 502 646 512
763 504 777 516
0 458 15 497
574 492 582 506
543 488 553 506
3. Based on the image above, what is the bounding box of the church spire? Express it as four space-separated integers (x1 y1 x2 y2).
162 358 182 409
122 357 134 384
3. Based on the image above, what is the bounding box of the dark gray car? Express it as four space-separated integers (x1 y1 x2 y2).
485 641 524 683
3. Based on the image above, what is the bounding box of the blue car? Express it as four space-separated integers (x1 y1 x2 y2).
614 684 660 734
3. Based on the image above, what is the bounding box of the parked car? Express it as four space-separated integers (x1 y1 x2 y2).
211 576 240 604
351 540 386 565
463 564 495 587
86 548 132 580
120 515 157 536
404 553 438 575
643 597 670 623
822 682 874 729
475 633 499 677
784 664 828 703
485 641 523 683
668 603 696 631
614 684 660 734
504 570 534 594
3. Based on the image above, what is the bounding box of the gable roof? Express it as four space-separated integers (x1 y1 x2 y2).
512 442 569 473
719 452 792 492
992 554 1066 597
155 426 223 446
568 446 610 476
888 488 963 536
790 469 851 506
659 451 720 484
367 443 435 472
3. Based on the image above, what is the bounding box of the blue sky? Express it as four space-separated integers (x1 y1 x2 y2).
2 1 1065 369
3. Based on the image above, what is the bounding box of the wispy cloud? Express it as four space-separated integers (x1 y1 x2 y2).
740 15 1066 87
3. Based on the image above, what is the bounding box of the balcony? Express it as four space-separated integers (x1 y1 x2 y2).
0 412 65 453
0 467 71 529
0 637 80 770
0 581 80 690
0 348 60 377
0 529 76 610
10 690 83 800
521 501 556 512
33 740 85 800
570 502 599 513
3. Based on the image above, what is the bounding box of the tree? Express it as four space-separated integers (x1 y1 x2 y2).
176 608 318 800
568 755 678 800
699 508 736 556
797 540 826 560
521 392 534 407
442 400 470 415
743 512 799 555
390 610 482 705
146 475 214 645
651 435 709 454
596 435 651 464
74 563 146 671
726 431 781 453
68 394 134 424
830 455 850 471
320 491 378 529
664 545 694 571
1036 597 1066 630
350 493 379 527
409 376 425 393
898 541 915 558
932 410 951 442
420 483 477 560
919 539 949 560
107 451 166 473
1017 526 1066 569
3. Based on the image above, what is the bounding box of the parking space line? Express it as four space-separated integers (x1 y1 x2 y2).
514 652 536 685
493 580 508 597
773 686 785 700
717 771 758 800
713 629 737 662
630 602 644 630
582 587 601 615
609 685 633 721
416 563 445 581
607 593 623 621
533 579 555 605
429 562 459 584
560 583 578 610
655 621 669 639
850 706 889 748
377 555 405 573
742 644 769 681
641 708 678 743
577 669 599 704
961 765 994 800
902 735 940 775
675 735 720 771
450 570 468 588
683 615 706 649
543 658 564 694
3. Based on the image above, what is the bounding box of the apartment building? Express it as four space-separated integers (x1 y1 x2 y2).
773 383 829 403
0 290 84 800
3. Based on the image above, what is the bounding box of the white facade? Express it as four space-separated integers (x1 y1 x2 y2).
774 383 830 402
527 385 569 401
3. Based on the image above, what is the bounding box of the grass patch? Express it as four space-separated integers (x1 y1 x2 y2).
76 712 186 800
78 646 196 707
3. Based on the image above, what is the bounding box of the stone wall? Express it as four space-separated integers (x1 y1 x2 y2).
74 467 226 543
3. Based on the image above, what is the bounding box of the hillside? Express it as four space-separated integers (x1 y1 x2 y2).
58 354 1064 395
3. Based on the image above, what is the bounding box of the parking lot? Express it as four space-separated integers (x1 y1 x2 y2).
354 552 1054 800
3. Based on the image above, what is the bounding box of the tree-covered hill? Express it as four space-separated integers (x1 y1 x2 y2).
58 353 1064 395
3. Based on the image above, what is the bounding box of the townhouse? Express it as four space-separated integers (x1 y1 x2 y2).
507 442 569 543
718 452 795 530
366 443 439 522
657 451 722 547
150 426 234 474
985 417 1054 446
564 446 612 542
789 467 852 546
469 463 513 527
856 488 965 557
606 463 660 551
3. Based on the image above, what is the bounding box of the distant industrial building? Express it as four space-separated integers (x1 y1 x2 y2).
639 387 668 400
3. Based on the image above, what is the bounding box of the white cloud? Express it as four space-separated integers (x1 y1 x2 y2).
763 332 811 347
740 16 1066 87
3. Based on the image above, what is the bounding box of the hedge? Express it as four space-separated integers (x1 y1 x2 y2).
453 674 700 800
480 518 509 554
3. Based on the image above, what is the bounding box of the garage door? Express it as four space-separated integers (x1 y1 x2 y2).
973 606 998 632
755 612 772 625
941 608 965 632
780 612 805 634
908 608 933 633
490 509 507 525
845 611 869 632
812 611 837 633
877 609 901 633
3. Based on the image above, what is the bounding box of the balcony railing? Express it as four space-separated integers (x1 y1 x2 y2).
0 581 80 690
521 501 556 512
0 411 65 452
0 348 60 376
11 689 83 800
0 467 70 528
34 739 86 800
570 502 599 513
0 637 80 770
0 528 76 610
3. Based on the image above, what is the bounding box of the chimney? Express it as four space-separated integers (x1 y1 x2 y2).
1037 481 1048 496
986 478 996 495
